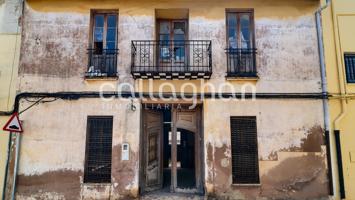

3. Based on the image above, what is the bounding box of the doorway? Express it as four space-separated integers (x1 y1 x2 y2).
140 104 203 194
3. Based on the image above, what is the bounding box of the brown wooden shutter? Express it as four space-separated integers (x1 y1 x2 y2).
84 116 113 183
230 116 259 184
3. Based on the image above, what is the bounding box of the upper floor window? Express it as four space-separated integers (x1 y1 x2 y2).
345 54 355 83
158 20 187 63
86 11 118 78
131 9 212 80
226 9 257 78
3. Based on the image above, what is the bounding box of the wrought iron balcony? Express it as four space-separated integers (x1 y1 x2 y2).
226 48 257 78
86 49 119 78
131 40 212 79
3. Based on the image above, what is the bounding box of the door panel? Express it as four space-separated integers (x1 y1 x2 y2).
144 110 163 191
176 111 197 133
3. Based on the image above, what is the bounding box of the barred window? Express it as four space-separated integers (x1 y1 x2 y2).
230 116 260 184
84 116 113 183
345 54 355 83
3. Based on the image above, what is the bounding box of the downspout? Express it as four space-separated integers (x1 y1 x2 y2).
331 0 347 198
315 0 336 198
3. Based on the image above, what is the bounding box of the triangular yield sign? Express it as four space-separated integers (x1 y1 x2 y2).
2 112 23 133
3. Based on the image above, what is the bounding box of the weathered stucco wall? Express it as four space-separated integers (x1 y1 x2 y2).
203 99 328 199
15 0 329 199
16 98 141 199
15 98 329 199
18 0 321 93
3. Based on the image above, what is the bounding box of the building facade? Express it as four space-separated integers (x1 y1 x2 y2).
12 0 331 199
0 0 22 198
322 0 355 199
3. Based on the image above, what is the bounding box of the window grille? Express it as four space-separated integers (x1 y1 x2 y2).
84 116 113 183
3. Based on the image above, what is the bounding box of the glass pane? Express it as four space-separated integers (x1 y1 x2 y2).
94 15 104 43
159 34 170 41
173 34 185 61
94 28 104 42
107 28 116 42
160 47 170 60
159 22 170 34
240 14 251 49
174 47 185 62
173 22 185 35
107 15 117 28
174 34 184 41
159 34 170 60
95 15 104 27
227 13 238 48
106 42 116 50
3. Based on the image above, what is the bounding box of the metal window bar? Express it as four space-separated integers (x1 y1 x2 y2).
131 40 212 78
87 49 119 77
345 54 355 83
226 48 257 77
84 117 113 183
230 116 260 184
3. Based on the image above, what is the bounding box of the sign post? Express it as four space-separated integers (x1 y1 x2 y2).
2 113 23 200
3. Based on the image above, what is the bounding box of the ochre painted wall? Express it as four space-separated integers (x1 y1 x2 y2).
0 0 22 198
322 0 355 199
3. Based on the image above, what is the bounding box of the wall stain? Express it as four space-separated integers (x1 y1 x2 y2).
301 125 324 152
111 144 139 199
261 154 328 199
266 125 325 161
16 170 82 200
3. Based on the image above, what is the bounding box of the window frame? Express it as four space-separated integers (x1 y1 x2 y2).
225 9 257 78
156 19 189 63
344 53 355 83
84 116 113 183
225 9 256 50
230 116 260 185
89 10 119 51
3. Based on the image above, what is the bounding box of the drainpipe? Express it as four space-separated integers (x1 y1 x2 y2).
330 0 347 198
315 0 337 199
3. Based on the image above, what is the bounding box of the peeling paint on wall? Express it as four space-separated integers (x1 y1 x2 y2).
261 153 328 199
15 0 328 199
16 170 82 200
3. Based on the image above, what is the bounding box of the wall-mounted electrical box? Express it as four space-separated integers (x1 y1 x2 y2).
122 143 129 161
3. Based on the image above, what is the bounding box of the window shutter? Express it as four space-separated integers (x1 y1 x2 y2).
230 116 259 184
84 116 113 183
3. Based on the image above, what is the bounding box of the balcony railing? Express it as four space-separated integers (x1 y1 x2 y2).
226 48 257 78
86 49 119 78
131 40 212 79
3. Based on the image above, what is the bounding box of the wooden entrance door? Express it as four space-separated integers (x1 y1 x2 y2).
171 107 202 192
143 110 163 192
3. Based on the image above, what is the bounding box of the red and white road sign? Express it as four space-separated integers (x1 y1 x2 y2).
2 112 23 133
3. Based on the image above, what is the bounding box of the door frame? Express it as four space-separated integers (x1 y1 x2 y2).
139 104 204 194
